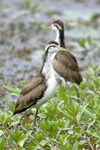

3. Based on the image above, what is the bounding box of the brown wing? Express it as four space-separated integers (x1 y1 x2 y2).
13 73 46 114
53 51 83 84
55 51 79 71
21 73 45 95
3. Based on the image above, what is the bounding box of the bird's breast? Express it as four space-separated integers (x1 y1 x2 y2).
45 73 56 99
36 73 56 107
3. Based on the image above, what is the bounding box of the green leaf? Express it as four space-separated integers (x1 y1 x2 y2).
77 38 85 47
39 139 48 146
0 112 12 125
72 141 79 150
88 67 94 74
33 132 43 142
86 91 94 100
4 93 15 111
88 118 96 129
87 36 91 45
0 138 5 150
10 119 20 127
11 93 19 97
18 130 32 147
73 83 80 90
80 79 86 90
73 100 92 118
57 106 73 120
3 85 21 94
4 93 11 104
91 132 100 139
4 81 8 86
76 103 88 121
23 0 31 7
0 130 3 136
96 66 100 72
9 128 23 143
18 148 26 150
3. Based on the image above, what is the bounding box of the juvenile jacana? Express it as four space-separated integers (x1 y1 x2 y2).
47 20 83 85
13 40 68 127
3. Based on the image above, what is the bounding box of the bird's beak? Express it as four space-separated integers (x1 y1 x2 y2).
46 26 52 30
59 47 69 52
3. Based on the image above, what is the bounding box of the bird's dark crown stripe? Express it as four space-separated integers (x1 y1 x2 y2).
47 40 59 46
40 48 49 73
52 20 64 29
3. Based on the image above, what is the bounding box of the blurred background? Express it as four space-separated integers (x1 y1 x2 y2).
0 0 100 106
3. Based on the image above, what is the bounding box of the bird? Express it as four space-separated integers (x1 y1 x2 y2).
13 40 68 127
47 20 66 48
46 20 83 85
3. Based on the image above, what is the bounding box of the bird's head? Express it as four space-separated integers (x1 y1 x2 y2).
46 20 64 32
45 40 68 54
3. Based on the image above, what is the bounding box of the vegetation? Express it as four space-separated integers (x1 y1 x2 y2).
1 0 100 149
0 65 100 149
23 0 42 12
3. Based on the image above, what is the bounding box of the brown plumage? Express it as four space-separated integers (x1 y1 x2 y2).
53 51 82 84
47 20 83 84
13 73 46 115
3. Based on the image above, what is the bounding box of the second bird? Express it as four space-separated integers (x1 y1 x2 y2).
47 20 83 85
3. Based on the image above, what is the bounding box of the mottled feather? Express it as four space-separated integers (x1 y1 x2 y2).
14 73 46 114
53 51 82 84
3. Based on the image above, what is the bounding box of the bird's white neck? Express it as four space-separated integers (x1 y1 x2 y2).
41 52 56 80
55 29 60 44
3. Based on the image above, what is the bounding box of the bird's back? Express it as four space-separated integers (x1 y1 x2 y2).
53 51 83 84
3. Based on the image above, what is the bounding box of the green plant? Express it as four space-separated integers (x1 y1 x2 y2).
77 35 97 50
1 66 100 149
23 0 42 12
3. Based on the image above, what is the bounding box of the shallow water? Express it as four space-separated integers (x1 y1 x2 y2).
0 0 100 106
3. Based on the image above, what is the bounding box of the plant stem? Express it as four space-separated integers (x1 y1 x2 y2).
76 120 94 150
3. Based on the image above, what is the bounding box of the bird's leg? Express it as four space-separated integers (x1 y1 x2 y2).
74 86 80 102
14 112 26 131
60 77 66 86
20 112 26 122
66 82 71 104
59 77 71 103
32 108 39 128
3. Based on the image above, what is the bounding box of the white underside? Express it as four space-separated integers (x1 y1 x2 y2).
35 73 56 108
34 53 57 108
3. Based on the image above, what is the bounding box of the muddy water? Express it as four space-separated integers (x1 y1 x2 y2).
0 0 100 106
